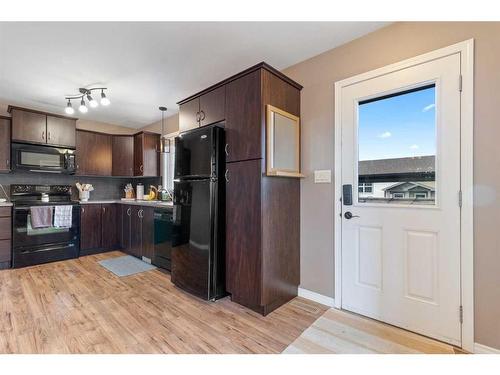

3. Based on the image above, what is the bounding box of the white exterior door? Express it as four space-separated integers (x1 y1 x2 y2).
339 53 462 346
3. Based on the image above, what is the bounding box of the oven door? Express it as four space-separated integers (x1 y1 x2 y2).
12 205 80 250
12 143 76 174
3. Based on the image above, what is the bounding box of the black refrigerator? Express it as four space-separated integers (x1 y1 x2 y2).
171 124 226 301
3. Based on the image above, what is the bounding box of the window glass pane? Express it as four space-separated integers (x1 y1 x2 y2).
358 85 436 205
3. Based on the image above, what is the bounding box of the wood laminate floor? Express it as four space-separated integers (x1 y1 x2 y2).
0 251 326 353
0 251 463 354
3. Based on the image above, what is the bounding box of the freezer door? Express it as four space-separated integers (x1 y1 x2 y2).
174 127 214 179
171 179 213 299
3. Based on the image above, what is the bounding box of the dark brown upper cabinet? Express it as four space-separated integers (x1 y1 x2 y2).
76 130 112 176
46 116 76 148
9 106 77 148
178 98 200 133
178 86 226 133
225 70 262 162
10 108 47 145
0 116 10 172
199 86 225 127
112 135 134 176
134 132 159 177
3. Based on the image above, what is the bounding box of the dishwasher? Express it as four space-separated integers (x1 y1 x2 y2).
153 208 173 271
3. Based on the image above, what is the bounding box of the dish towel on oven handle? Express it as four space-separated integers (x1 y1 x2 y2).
54 205 73 228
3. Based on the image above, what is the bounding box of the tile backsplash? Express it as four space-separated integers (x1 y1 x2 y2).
0 171 160 201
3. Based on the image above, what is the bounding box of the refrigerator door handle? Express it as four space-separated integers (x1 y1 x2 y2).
225 169 229 183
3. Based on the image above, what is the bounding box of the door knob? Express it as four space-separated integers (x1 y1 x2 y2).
344 211 360 219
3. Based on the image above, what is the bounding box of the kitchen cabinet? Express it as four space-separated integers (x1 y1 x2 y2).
80 203 119 255
101 204 120 250
0 206 12 269
225 70 262 162
134 132 159 177
129 205 143 258
177 63 301 315
112 135 134 176
11 108 47 145
178 98 200 133
141 206 155 260
46 115 76 148
0 116 10 172
178 86 226 132
80 204 102 252
225 159 262 308
76 130 112 176
121 204 154 260
9 106 76 148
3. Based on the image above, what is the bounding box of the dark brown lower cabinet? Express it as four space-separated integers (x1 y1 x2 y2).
80 204 120 256
226 159 300 315
0 207 12 269
121 205 154 260
80 205 102 253
101 204 120 250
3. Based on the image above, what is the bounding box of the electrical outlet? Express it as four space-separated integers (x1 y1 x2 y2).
314 170 331 183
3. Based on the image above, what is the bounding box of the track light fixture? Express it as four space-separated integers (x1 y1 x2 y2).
64 87 110 115
65 99 74 115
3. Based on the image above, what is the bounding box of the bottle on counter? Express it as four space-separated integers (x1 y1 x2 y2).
136 183 144 200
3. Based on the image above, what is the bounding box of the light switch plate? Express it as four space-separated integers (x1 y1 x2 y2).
314 170 331 183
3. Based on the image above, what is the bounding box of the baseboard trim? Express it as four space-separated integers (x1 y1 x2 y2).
298 288 335 307
474 343 500 354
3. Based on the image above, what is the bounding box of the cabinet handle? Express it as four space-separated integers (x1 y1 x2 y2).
6 159 9 168
102 206 106 213
140 165 143 173
196 111 201 122
127 208 131 216
225 169 229 183
224 143 229 156
81 207 85 214
48 132 51 141
42 131 45 141
200 110 206 121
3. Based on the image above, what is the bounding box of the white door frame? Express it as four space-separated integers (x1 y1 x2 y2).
333 39 474 352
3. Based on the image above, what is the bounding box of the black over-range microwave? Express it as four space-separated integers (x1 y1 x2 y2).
11 143 76 174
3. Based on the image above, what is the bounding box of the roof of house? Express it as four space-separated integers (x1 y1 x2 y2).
359 156 435 176
382 181 436 192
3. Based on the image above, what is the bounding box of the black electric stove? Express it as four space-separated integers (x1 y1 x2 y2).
10 185 80 268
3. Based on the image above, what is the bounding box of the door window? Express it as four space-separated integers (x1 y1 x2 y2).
357 85 436 205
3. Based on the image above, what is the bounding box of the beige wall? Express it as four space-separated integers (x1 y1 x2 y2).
283 22 500 349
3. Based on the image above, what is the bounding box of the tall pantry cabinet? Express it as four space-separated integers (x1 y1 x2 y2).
178 63 302 315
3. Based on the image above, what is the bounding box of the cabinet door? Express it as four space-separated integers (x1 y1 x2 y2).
225 70 262 162
179 97 200 133
200 86 225 127
129 206 143 258
226 159 262 306
76 131 112 176
80 205 102 251
141 206 154 260
46 116 76 148
94 133 112 176
112 135 134 176
11 109 47 145
101 204 119 250
121 205 132 253
0 118 10 172
143 133 159 177
133 133 144 176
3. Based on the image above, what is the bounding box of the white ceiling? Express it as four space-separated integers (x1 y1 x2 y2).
0 22 388 128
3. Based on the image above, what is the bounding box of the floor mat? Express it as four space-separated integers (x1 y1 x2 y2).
98 255 157 277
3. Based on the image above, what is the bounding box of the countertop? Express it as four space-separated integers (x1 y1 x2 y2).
0 202 13 207
77 199 174 208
